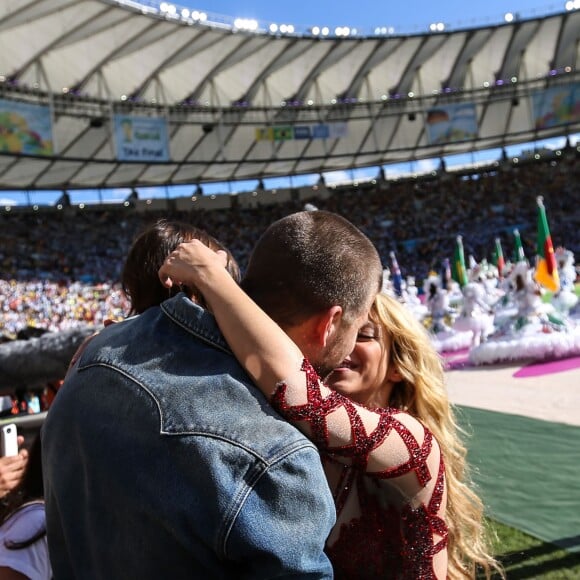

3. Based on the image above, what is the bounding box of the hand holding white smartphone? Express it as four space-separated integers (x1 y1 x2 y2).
1 423 19 457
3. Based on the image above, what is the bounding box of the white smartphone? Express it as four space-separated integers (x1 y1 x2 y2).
0 424 18 457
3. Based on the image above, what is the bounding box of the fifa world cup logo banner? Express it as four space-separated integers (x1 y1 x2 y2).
114 115 170 162
0 99 54 156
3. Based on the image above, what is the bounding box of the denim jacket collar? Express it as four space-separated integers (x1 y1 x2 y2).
160 292 231 355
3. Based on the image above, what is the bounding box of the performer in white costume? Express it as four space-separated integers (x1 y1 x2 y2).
423 273 472 353
453 280 495 347
469 260 580 365
552 247 579 316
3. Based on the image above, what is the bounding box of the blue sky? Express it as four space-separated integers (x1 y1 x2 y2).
2 0 572 206
185 0 561 33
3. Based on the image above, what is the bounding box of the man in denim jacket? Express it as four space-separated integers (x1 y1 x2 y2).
42 211 382 578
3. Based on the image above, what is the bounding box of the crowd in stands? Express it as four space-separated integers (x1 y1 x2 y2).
1 156 579 340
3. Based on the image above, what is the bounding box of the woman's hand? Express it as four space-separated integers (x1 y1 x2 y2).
0 437 28 498
158 240 229 289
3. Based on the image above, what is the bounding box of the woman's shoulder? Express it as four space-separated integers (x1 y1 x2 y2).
0 501 46 544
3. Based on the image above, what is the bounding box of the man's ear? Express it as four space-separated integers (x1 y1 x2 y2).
313 306 343 347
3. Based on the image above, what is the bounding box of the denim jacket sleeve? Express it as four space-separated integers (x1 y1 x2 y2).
225 443 335 579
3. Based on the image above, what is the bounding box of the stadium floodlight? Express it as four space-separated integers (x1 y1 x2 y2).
190 11 207 22
504 12 514 22
234 18 258 31
160 3 176 15
311 26 320 35
269 23 278 33
335 26 351 36
321 27 330 36
430 22 445 32
181 8 189 18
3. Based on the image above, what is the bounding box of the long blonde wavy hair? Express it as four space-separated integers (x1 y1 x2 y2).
370 293 503 579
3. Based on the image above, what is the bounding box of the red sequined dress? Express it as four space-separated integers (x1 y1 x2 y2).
272 359 448 579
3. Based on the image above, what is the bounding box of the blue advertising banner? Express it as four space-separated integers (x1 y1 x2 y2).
0 99 53 155
114 115 170 161
425 103 478 145
312 124 330 139
293 126 312 139
532 84 580 129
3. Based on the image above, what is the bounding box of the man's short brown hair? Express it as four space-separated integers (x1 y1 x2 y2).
241 210 382 327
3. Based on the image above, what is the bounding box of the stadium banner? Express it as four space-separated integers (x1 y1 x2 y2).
293 126 312 139
255 122 349 142
114 115 170 162
327 122 348 138
273 126 293 141
255 127 274 141
0 99 54 156
532 83 580 129
425 103 478 145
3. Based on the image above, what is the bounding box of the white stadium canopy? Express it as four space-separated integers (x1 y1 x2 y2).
0 0 578 190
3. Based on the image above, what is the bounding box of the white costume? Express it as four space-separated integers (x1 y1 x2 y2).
423 275 472 353
453 281 495 347
469 261 580 365
552 248 579 315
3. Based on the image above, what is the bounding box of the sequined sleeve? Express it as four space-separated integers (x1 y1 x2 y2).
272 358 448 579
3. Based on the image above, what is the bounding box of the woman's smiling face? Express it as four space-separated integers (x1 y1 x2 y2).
325 319 396 408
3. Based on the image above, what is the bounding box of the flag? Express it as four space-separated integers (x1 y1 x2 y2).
451 236 468 287
493 238 505 277
389 251 403 297
273 126 293 141
534 196 559 292
440 258 451 289
513 229 526 263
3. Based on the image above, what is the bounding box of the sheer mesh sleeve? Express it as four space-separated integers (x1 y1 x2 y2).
272 359 448 579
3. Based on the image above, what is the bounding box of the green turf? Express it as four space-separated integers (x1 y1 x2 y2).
485 519 580 579
455 406 580 552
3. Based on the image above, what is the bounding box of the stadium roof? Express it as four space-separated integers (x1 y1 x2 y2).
0 0 578 190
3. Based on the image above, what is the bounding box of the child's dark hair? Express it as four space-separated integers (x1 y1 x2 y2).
122 219 241 315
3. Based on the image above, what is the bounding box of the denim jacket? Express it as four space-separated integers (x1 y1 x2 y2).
42 294 335 579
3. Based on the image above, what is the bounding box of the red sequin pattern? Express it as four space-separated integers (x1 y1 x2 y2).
272 359 448 579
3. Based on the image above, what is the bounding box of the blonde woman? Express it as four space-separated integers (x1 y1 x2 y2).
159 241 502 579
326 293 502 578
